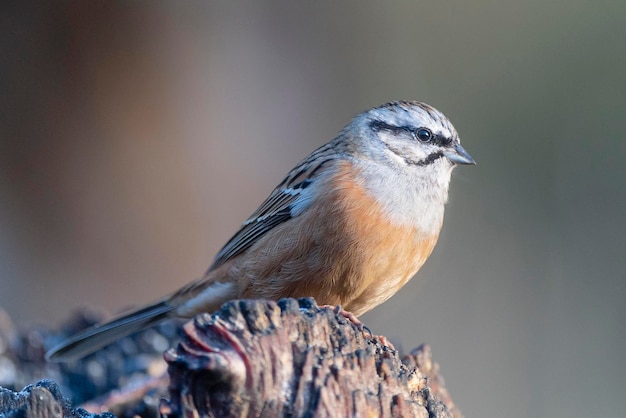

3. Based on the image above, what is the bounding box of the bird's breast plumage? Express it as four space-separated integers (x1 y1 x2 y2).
218 160 443 315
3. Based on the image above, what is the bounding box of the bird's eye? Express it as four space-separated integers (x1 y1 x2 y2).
415 128 432 142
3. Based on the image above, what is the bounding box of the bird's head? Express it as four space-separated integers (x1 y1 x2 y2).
353 101 475 170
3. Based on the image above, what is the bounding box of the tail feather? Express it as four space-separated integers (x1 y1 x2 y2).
46 300 175 362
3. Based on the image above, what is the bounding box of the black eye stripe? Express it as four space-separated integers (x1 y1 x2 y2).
370 120 454 148
368 120 414 135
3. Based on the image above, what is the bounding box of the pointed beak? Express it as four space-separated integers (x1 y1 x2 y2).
443 143 476 165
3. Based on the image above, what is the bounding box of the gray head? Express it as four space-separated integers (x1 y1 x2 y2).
350 101 475 169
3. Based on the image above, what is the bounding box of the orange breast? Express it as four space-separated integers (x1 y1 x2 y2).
221 161 442 316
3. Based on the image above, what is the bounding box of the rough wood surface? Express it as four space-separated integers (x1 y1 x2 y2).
0 380 113 418
0 299 461 418
161 298 462 418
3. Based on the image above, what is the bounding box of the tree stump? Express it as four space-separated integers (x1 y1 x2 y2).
0 298 461 417
161 298 461 418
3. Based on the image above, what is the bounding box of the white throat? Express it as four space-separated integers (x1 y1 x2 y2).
353 158 452 234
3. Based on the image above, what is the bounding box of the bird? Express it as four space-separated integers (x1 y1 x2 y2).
46 100 475 361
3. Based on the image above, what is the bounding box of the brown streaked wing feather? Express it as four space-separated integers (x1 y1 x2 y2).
209 148 337 270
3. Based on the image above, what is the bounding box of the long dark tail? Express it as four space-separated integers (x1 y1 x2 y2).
46 300 175 362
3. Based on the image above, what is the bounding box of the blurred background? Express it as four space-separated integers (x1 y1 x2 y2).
1 1 625 416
